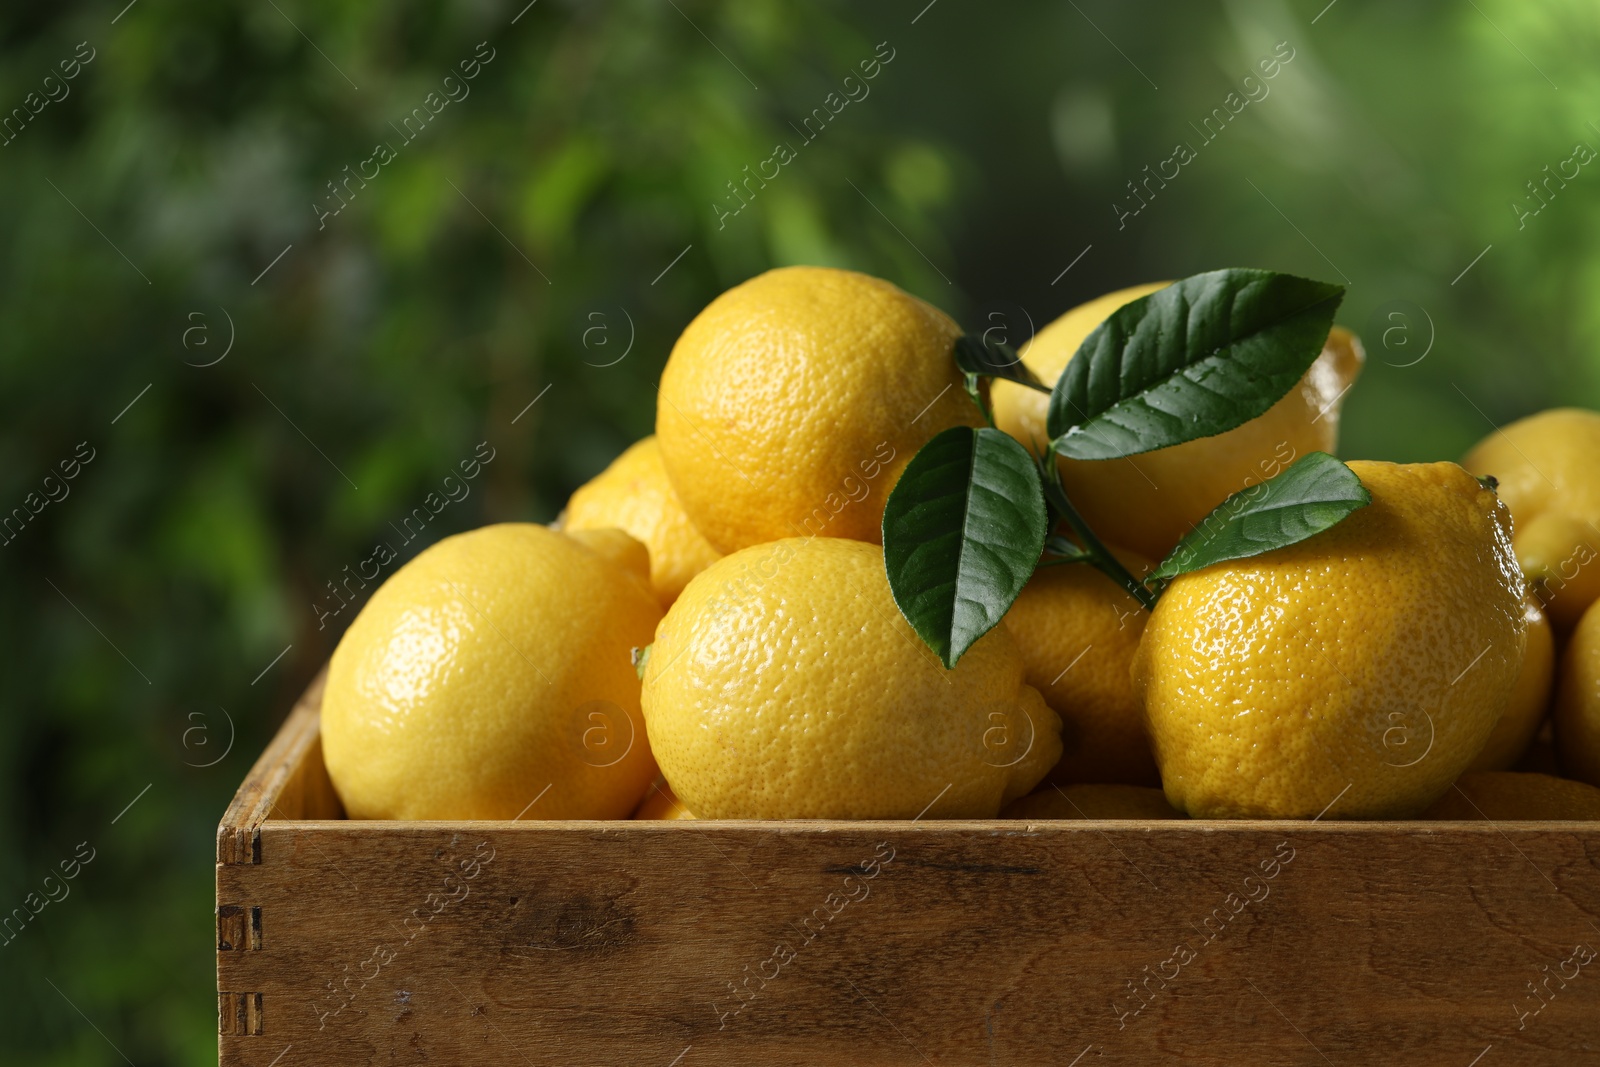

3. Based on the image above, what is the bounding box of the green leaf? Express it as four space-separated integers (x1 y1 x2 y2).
953 334 1047 391
1046 268 1345 459
882 426 1048 668
1149 452 1371 582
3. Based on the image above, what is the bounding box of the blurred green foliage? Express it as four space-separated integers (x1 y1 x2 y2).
1 0 1595 1062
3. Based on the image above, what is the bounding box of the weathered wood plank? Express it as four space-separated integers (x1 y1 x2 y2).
217 674 1600 1066
217 818 1600 1065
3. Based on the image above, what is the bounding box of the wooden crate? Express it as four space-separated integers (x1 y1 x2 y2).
218 671 1600 1066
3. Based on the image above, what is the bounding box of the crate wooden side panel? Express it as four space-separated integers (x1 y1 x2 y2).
219 684 1600 1066
217 817 1600 1066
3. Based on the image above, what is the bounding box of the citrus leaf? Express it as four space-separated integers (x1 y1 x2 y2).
953 334 1046 391
882 426 1047 668
1047 268 1345 459
1149 451 1371 582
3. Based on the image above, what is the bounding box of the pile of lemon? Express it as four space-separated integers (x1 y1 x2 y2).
319 268 1600 823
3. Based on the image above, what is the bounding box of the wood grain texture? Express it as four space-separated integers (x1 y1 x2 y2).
217 669 340 866
218 676 1600 1066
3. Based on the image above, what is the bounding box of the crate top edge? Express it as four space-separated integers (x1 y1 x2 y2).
251 816 1600 835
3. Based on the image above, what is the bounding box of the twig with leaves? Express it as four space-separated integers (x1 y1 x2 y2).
882 268 1372 668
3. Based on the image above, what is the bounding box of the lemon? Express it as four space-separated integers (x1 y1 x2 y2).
655 266 980 554
1135 461 1526 819
564 526 653 588
1469 596 1554 771
641 537 1061 818
564 436 721 605
633 782 695 820
1002 546 1158 786
992 283 1365 560
1003 783 1183 820
1421 771 1600 820
1463 408 1600 631
1556 594 1600 787
321 524 663 820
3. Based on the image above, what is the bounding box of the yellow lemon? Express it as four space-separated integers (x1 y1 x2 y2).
564 526 653 588
1002 547 1158 786
321 524 663 820
1421 771 1600 820
564 436 721 605
992 282 1365 560
656 266 980 554
1003 783 1183 820
1469 596 1554 771
633 782 695 820
641 537 1061 818
1462 408 1600 631
1135 461 1526 819
1556 594 1600 787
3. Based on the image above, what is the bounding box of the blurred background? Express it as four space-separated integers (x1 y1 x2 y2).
2 0 1596 1061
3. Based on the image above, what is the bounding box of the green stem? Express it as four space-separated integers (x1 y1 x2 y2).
962 372 997 429
1040 445 1158 612
1042 534 1090 562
